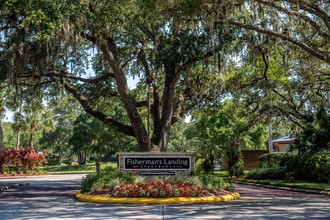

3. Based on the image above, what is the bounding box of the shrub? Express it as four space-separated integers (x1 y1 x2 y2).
80 167 136 193
0 147 48 174
194 172 233 191
252 151 330 183
259 153 291 168
46 155 61 165
246 167 286 180
285 151 330 182
230 160 244 177
81 174 101 193
225 144 244 177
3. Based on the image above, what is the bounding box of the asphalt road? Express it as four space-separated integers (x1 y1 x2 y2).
0 174 329 219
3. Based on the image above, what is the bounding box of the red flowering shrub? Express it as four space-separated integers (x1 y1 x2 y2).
110 179 203 198
0 147 48 174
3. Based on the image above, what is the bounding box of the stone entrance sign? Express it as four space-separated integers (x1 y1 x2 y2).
116 152 195 176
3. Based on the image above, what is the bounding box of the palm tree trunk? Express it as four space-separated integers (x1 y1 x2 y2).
29 132 34 147
16 95 23 149
95 159 100 175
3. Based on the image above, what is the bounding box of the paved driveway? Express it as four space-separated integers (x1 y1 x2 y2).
0 174 329 219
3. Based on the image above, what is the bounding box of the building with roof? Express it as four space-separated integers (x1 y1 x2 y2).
272 136 295 152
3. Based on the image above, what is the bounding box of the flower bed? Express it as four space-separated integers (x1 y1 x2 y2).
110 179 202 198
80 167 235 200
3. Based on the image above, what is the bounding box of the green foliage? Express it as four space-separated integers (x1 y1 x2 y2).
254 151 330 183
69 113 136 165
291 107 330 154
1 0 328 154
246 167 287 180
2 122 17 148
80 167 135 193
195 172 233 191
80 174 100 193
225 145 244 177
230 160 244 178
193 100 268 173
46 155 61 166
279 107 330 183
285 151 330 183
259 153 292 168
167 119 194 152
195 158 213 174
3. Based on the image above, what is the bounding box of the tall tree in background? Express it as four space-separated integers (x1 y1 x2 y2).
0 85 5 151
193 100 268 173
0 83 16 150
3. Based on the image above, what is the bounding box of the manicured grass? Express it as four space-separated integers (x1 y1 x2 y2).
215 170 330 192
214 170 230 177
236 178 330 192
214 170 249 178
41 162 117 174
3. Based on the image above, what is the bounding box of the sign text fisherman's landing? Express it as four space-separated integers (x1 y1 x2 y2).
116 152 195 176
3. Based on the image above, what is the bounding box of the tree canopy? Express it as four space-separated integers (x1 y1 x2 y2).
0 0 329 151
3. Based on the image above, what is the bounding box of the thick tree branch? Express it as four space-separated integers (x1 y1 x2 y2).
272 88 303 117
60 79 134 136
97 35 150 151
136 101 147 108
138 49 152 83
228 20 330 65
138 24 161 49
171 93 185 125
272 105 303 128
175 51 215 80
45 71 114 83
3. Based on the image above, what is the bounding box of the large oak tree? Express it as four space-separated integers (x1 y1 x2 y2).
0 0 328 151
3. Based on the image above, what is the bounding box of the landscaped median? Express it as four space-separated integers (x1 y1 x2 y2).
75 191 240 204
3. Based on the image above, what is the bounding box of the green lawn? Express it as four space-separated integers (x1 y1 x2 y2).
214 170 249 177
214 170 330 192
235 178 330 192
41 162 117 174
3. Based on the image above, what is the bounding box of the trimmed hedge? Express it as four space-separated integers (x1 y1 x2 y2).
286 151 330 183
251 151 330 183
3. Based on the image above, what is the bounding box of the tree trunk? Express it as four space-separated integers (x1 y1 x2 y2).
16 128 21 148
95 159 100 175
77 150 86 165
0 108 4 151
29 133 34 147
153 69 177 152
0 109 4 176
29 125 38 147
